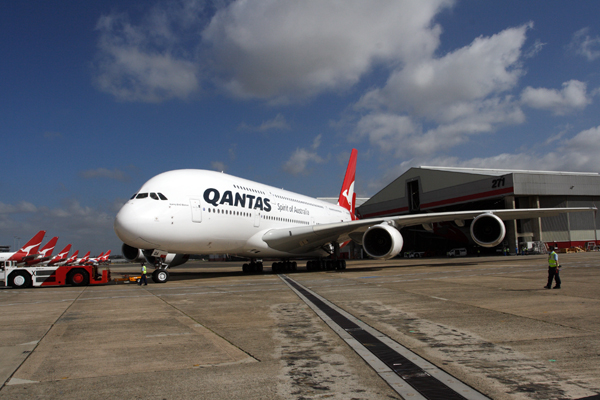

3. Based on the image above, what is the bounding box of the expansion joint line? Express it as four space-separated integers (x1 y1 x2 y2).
1 287 88 390
147 287 261 362
279 274 490 400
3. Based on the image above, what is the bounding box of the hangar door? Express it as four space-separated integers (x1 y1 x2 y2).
407 179 421 212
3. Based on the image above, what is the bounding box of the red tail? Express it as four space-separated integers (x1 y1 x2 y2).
337 149 358 220
25 236 58 266
9 230 46 262
64 250 79 265
80 251 90 262
39 237 58 257
48 244 72 265
101 250 111 261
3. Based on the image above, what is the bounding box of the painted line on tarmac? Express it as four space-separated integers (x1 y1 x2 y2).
280 274 490 400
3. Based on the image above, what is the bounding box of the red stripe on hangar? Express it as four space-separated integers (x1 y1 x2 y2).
421 186 515 209
361 207 409 218
360 186 515 218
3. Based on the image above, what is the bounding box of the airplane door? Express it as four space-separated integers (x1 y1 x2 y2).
190 199 202 223
254 211 261 228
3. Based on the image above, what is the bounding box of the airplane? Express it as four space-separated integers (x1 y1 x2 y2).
23 236 59 266
62 250 79 266
0 230 46 264
99 250 111 263
89 250 111 265
47 244 72 266
76 251 90 265
114 149 597 283
88 252 104 264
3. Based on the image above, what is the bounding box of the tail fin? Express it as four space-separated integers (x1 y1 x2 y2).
337 149 358 220
64 250 79 265
9 230 46 261
39 237 59 258
48 244 72 265
24 236 58 265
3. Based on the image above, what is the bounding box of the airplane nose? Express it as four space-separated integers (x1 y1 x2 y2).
114 205 136 244
114 204 150 247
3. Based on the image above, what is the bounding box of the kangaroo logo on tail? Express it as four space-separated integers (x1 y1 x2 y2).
337 149 358 220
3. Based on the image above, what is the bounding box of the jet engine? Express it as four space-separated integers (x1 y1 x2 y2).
362 223 404 259
469 213 506 247
121 244 190 267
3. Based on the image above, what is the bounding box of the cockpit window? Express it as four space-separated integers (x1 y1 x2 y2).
136 193 148 199
158 193 168 200
150 193 159 200
130 193 137 200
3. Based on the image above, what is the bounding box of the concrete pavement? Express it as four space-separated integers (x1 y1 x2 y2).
0 253 599 399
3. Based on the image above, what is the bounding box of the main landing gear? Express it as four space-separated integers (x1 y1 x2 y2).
271 261 297 273
241 258 347 274
242 260 264 274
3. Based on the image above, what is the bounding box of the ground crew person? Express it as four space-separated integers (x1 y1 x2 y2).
139 263 148 286
544 247 561 289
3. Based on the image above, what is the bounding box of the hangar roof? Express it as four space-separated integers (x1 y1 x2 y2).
421 166 599 177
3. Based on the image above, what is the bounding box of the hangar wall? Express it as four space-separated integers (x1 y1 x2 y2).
357 167 600 255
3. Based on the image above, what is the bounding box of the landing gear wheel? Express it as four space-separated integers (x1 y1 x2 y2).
335 260 347 270
10 271 32 289
68 269 90 286
152 269 169 283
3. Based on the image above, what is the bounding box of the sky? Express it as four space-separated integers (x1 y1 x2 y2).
2 0 600 256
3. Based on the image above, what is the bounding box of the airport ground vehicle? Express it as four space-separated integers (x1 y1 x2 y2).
447 248 467 257
0 260 111 289
404 251 425 258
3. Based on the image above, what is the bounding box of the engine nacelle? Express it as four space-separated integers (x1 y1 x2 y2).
121 244 189 268
122 243 144 262
470 213 506 247
362 223 404 259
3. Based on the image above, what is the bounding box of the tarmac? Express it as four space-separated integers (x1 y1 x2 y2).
0 252 599 399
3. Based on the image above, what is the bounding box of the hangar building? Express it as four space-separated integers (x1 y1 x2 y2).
356 167 600 256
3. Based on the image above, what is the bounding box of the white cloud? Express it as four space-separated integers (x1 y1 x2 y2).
521 80 592 115
426 125 600 173
283 135 326 175
204 0 451 102
0 201 38 214
93 0 454 103
211 161 227 172
570 27 600 61
238 113 291 132
0 199 118 255
357 24 530 121
353 25 531 158
93 4 203 103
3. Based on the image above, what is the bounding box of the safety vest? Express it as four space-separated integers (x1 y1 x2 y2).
142 265 147 274
548 251 558 268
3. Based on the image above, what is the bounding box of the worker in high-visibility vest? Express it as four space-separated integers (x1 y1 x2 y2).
139 263 148 286
544 247 561 289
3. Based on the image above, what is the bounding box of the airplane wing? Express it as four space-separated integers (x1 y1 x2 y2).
262 207 597 254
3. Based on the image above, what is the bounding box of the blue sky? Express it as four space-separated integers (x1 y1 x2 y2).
2 0 600 256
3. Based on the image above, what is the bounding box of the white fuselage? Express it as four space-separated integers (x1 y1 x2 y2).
114 170 353 258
